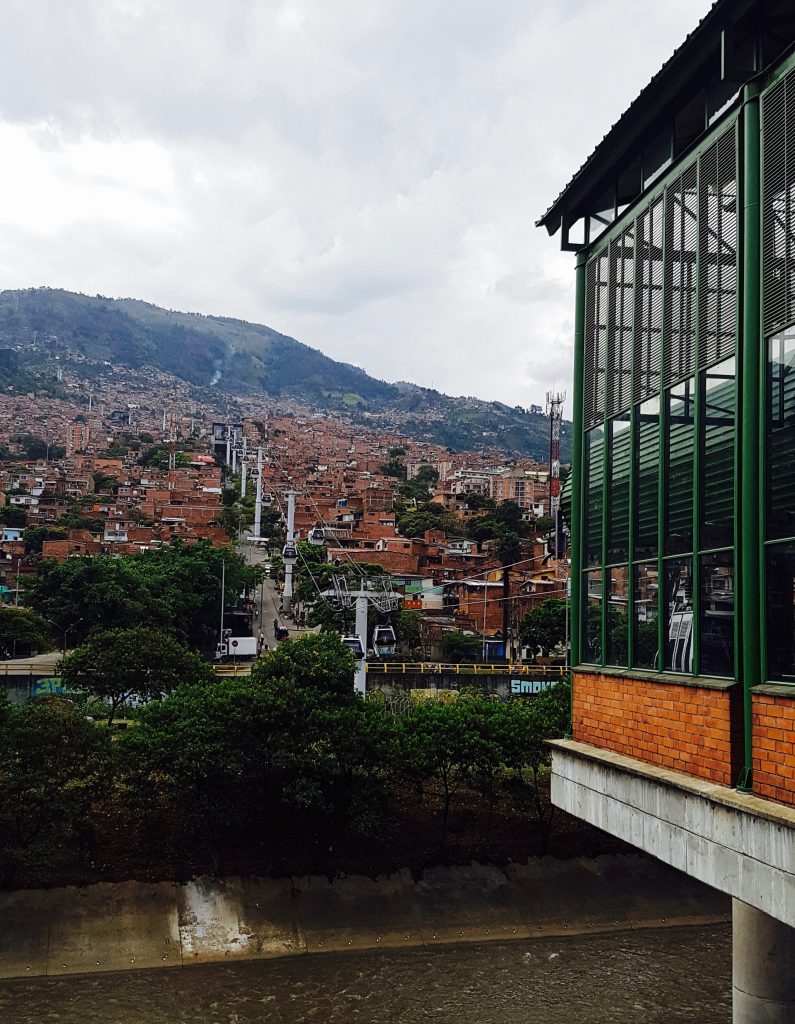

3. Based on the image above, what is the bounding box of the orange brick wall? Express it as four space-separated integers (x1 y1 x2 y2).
573 671 743 786
752 694 795 806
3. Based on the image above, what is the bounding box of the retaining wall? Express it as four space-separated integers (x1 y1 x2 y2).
0 856 729 979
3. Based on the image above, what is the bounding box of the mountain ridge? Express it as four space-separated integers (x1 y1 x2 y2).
0 287 570 460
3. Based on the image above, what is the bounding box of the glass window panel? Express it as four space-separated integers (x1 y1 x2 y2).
607 415 631 564
606 565 629 666
702 358 735 549
665 378 695 554
674 89 705 157
584 426 604 568
588 184 615 242
767 328 795 541
643 126 672 188
766 542 795 684
583 569 603 664
635 397 659 559
616 156 642 213
633 562 659 670
700 552 734 677
664 557 693 673
707 75 740 126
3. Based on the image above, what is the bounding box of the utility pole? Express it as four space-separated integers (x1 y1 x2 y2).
219 559 226 655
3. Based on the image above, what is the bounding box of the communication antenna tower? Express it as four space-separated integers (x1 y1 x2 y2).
546 390 565 553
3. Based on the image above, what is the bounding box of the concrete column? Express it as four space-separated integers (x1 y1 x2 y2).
283 490 298 613
354 595 368 695
733 898 795 1023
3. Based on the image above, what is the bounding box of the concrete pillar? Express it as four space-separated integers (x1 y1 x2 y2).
353 596 368 695
283 490 298 615
733 898 795 1023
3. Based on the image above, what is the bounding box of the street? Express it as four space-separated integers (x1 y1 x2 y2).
242 541 315 652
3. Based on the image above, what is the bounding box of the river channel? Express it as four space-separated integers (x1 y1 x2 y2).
0 924 731 1024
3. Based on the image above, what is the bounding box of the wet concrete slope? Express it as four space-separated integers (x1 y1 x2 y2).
0 856 730 979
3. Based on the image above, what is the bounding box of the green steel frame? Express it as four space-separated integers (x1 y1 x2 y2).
737 81 761 790
568 73 783 789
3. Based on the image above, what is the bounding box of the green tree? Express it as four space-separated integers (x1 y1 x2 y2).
0 505 27 527
380 458 407 480
497 530 523 657
23 525 67 555
253 633 394 837
396 502 460 539
138 444 190 470
500 682 570 850
399 465 439 503
519 599 567 656
0 699 111 884
464 493 496 512
0 606 55 656
438 630 482 662
121 676 276 873
26 541 262 653
397 698 468 845
456 692 510 843
61 627 216 725
396 608 422 655
252 631 356 697
91 471 119 493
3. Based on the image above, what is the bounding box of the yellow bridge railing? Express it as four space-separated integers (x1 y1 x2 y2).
363 662 568 677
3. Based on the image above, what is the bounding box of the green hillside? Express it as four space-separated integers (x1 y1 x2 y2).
0 288 570 460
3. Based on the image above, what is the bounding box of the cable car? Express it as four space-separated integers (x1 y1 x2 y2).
262 492 274 506
282 543 298 565
308 526 325 546
341 635 365 660
372 625 397 657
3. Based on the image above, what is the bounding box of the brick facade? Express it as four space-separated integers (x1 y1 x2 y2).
572 670 744 787
752 692 795 807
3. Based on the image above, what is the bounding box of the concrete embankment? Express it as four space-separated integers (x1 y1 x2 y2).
0 856 729 979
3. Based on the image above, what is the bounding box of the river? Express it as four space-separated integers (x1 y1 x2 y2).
0 924 731 1024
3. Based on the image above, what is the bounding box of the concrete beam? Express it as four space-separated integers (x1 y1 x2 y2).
550 740 795 928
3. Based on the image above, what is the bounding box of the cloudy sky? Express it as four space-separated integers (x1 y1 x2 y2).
0 0 712 406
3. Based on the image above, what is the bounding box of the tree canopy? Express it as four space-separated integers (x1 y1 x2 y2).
519 599 567 656
26 540 262 653
60 627 216 724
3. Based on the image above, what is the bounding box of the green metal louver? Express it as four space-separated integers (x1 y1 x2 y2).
634 199 664 404
699 130 738 369
583 252 608 428
607 228 634 417
762 70 795 336
664 163 698 388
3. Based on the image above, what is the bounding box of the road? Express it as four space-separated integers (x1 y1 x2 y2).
242 541 316 652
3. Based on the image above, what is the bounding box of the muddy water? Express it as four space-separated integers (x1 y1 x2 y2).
0 924 731 1024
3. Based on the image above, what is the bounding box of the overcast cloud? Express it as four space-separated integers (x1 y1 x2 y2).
0 0 712 406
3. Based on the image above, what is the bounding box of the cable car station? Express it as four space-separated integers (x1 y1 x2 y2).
538 2 795 1018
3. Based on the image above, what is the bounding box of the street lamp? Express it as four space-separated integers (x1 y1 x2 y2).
44 617 83 656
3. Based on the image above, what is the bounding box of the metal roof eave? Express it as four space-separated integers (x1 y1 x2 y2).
536 0 756 234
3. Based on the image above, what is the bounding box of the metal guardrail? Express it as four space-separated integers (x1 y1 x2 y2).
0 662 62 678
214 663 254 677
363 662 568 677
